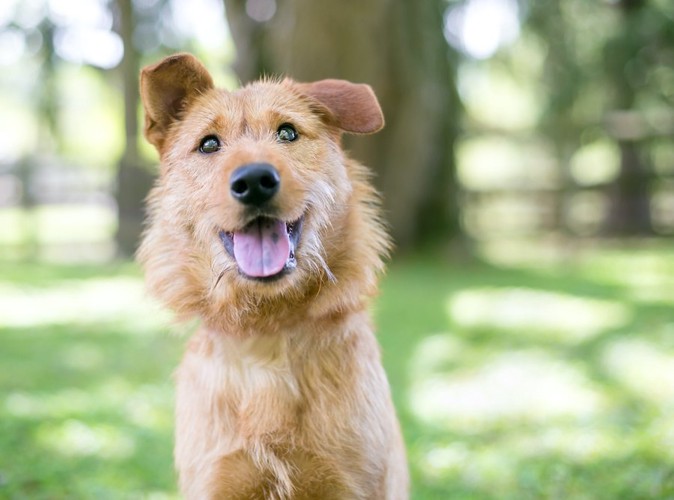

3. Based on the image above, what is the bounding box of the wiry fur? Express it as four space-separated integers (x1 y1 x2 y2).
138 53 408 499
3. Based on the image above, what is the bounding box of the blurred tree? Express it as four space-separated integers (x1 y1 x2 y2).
526 0 674 236
602 0 659 235
114 0 155 257
1 0 226 257
114 0 226 256
223 0 463 250
36 18 60 154
525 0 584 232
23 18 57 257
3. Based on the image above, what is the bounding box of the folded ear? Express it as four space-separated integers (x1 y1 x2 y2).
140 53 214 151
296 79 384 134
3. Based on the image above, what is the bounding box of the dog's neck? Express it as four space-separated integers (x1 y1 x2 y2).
201 275 372 337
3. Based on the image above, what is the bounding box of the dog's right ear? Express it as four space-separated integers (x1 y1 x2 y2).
140 53 214 151
294 79 384 135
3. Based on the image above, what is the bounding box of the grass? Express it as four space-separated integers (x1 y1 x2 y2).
1 242 674 498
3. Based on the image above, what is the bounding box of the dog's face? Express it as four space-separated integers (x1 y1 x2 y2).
138 54 385 313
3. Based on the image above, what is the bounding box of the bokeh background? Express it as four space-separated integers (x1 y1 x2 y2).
1 0 674 498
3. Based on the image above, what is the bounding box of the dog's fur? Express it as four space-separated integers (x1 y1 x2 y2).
138 53 408 499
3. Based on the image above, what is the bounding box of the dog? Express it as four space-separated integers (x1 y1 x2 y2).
138 53 408 499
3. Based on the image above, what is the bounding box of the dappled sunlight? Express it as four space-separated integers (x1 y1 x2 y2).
0 264 180 496
579 249 674 306
602 338 674 405
0 277 170 331
457 137 554 190
569 139 620 186
61 342 105 371
409 346 607 431
5 381 173 430
421 442 471 480
418 423 636 490
402 245 674 496
0 205 116 246
648 415 674 462
478 237 582 269
447 288 631 343
138 493 180 500
422 442 517 490
408 334 467 380
6 389 93 418
481 241 674 306
505 425 631 464
36 419 135 459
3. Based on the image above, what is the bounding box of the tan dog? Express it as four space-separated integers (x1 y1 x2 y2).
138 53 408 499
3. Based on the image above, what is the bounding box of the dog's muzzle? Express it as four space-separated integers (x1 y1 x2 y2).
221 163 304 280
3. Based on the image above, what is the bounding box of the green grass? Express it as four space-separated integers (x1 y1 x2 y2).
1 244 674 498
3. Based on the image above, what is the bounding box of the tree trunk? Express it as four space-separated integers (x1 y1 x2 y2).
114 0 155 257
605 140 652 234
223 0 461 250
603 0 653 235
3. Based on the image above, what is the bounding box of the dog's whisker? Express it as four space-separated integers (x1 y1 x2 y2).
212 270 225 291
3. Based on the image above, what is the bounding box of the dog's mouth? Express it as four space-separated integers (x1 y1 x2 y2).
219 216 304 281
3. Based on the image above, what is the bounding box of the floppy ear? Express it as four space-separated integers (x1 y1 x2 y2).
296 79 384 134
140 53 214 151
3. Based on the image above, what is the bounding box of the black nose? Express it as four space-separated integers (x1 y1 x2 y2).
230 163 280 206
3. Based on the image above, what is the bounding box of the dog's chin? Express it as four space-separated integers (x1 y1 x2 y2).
218 215 304 283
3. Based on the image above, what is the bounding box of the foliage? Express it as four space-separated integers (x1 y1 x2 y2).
1 245 674 498
2 0 674 254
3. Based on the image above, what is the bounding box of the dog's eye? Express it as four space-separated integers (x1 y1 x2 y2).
277 124 298 143
199 135 221 154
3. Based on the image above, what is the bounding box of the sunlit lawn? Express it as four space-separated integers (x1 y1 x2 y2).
1 242 674 498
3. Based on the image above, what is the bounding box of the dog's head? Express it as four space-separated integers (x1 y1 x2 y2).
138 53 387 325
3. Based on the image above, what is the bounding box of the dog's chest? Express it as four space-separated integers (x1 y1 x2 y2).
219 333 297 393
200 331 302 437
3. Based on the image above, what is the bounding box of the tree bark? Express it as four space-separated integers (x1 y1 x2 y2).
604 140 652 234
603 0 653 235
223 0 461 250
114 0 155 257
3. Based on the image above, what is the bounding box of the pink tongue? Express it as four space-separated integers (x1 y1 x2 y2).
233 219 290 278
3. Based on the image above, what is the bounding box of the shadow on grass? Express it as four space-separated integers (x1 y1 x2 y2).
1 245 674 498
377 244 674 499
0 267 183 498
